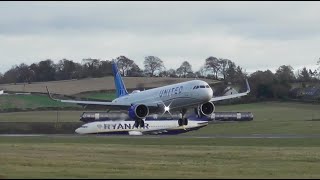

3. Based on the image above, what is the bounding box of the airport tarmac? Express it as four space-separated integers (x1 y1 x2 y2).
1 134 320 138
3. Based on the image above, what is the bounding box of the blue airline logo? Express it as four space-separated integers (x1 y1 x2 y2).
159 86 183 98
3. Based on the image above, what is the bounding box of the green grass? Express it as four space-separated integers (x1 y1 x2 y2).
187 101 320 135
1 136 320 147
79 92 116 100
0 93 115 110
0 95 78 109
1 101 320 135
1 137 320 178
0 111 82 122
1 101 320 178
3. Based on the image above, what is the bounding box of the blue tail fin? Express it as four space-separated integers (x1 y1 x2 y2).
112 60 128 98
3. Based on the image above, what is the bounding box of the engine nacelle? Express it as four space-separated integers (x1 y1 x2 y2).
197 102 215 117
128 104 149 119
128 131 143 136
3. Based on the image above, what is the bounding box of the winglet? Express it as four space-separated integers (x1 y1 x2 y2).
245 79 250 93
46 86 58 101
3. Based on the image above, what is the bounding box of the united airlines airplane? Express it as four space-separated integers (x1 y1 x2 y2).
47 60 250 128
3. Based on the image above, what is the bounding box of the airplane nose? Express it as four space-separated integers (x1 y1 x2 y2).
75 128 81 134
207 88 213 100
202 88 213 101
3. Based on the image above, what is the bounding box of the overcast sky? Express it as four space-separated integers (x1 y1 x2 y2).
0 1 319 74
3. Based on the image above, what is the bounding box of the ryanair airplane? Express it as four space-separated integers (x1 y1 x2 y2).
75 113 210 135
47 60 250 129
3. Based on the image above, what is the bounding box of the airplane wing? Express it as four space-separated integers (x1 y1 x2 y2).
46 86 159 111
210 79 250 102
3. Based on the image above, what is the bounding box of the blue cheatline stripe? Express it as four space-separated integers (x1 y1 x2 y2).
112 61 128 98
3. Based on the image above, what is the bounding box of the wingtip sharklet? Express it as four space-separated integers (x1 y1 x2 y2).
245 79 250 93
46 86 57 101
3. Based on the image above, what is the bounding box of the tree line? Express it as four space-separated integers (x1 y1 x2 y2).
0 55 247 84
0 56 319 101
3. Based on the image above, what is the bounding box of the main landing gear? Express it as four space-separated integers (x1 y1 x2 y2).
134 119 145 128
178 118 188 126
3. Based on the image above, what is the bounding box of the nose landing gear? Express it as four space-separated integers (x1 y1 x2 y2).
178 108 188 126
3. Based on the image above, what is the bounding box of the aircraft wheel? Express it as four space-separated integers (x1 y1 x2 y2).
183 118 188 125
140 119 145 128
134 120 139 128
178 119 183 126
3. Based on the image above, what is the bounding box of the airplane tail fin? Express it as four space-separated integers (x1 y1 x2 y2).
112 60 128 98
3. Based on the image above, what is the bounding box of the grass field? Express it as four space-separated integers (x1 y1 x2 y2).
1 101 320 135
188 101 320 135
1 136 320 178
0 94 79 110
77 92 116 100
1 101 320 178
0 92 115 110
0 111 82 122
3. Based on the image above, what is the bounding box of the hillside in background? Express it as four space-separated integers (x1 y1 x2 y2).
0 76 219 95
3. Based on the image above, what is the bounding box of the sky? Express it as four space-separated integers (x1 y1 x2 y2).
0 1 320 74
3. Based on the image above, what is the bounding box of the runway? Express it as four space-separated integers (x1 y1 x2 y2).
1 134 320 138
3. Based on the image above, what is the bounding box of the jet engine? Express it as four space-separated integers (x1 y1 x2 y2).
128 131 143 136
196 102 215 117
128 104 149 119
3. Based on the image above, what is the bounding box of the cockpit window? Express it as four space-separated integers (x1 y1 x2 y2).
194 86 205 90
81 126 88 128
206 85 210 88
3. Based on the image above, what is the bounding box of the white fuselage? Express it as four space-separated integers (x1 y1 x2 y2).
75 119 209 135
113 80 213 110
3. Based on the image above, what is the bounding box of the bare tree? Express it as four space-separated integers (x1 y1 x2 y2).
178 61 192 78
82 58 101 78
16 63 34 83
204 56 221 79
297 67 311 82
275 65 295 83
37 59 56 81
55 59 77 80
219 58 232 80
127 63 143 77
144 56 164 77
195 66 206 78
115 56 135 76
176 66 183 77
160 69 177 77
2 66 19 84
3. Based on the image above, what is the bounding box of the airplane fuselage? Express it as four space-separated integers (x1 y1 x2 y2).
75 118 209 135
112 80 213 110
